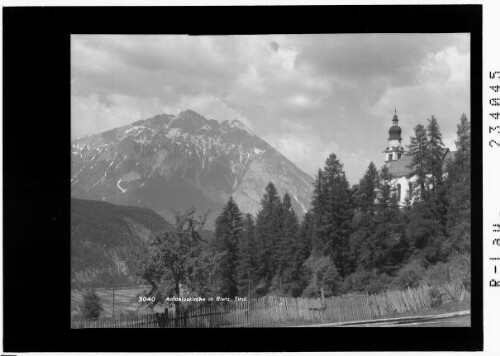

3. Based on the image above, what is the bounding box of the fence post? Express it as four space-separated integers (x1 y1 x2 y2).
246 299 249 326
164 308 169 328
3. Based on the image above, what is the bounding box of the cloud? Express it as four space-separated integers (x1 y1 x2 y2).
72 34 332 132
162 94 254 130
71 94 166 139
367 43 470 156
270 41 279 52
291 33 464 86
264 124 369 185
264 119 370 181
264 131 340 178
71 33 470 184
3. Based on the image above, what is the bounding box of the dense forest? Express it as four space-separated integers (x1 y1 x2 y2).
133 114 471 303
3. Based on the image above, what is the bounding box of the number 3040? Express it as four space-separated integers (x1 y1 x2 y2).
139 296 155 302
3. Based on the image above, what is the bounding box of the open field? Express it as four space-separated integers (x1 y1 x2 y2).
71 286 165 320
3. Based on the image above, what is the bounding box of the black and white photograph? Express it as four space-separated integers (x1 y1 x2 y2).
70 33 472 328
4 2 495 353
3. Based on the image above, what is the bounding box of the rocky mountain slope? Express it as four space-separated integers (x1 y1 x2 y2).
71 110 314 228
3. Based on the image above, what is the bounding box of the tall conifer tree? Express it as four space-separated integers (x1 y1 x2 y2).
426 115 445 195
255 182 282 284
444 114 471 254
356 162 379 224
407 124 429 201
312 153 352 277
237 213 258 296
214 197 243 298
276 193 299 275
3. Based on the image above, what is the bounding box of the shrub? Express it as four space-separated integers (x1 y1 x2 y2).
391 259 426 290
81 289 104 321
301 282 321 298
364 274 392 294
339 270 378 294
429 286 443 308
339 271 373 293
337 271 393 295
253 279 269 297
423 262 450 286
421 253 471 292
448 252 471 291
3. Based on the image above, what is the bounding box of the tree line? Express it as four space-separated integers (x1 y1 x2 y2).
132 114 471 306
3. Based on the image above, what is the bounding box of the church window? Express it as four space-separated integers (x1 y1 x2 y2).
397 183 401 201
408 182 413 200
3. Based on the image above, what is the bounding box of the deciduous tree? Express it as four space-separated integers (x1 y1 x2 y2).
132 209 222 309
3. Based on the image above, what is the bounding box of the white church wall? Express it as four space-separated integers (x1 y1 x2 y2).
391 175 419 205
391 173 441 206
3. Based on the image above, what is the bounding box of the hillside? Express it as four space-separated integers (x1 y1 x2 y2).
71 198 169 288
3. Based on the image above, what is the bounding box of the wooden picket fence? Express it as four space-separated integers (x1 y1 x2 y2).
71 283 470 328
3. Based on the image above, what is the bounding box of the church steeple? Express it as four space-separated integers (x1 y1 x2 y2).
393 108 399 125
384 109 405 162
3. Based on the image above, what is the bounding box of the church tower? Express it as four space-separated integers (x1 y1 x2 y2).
384 109 404 162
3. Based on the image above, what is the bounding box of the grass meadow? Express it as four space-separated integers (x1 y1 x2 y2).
71 287 165 320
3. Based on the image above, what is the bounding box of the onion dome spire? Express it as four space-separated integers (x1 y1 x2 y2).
388 109 402 141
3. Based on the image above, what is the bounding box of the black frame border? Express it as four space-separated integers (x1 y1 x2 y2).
3 5 482 352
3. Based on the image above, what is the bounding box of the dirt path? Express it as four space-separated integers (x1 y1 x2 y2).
293 310 470 327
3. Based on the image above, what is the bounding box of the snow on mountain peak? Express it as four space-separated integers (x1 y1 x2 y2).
166 127 182 138
71 109 314 223
253 147 265 155
229 119 246 130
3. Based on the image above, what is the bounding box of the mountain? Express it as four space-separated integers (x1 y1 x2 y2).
71 198 169 288
71 110 314 228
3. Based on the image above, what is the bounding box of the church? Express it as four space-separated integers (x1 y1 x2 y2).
383 110 455 205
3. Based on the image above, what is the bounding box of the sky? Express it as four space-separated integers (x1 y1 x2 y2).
71 34 470 184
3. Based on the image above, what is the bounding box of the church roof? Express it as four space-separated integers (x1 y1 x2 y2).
387 148 455 178
387 152 413 178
